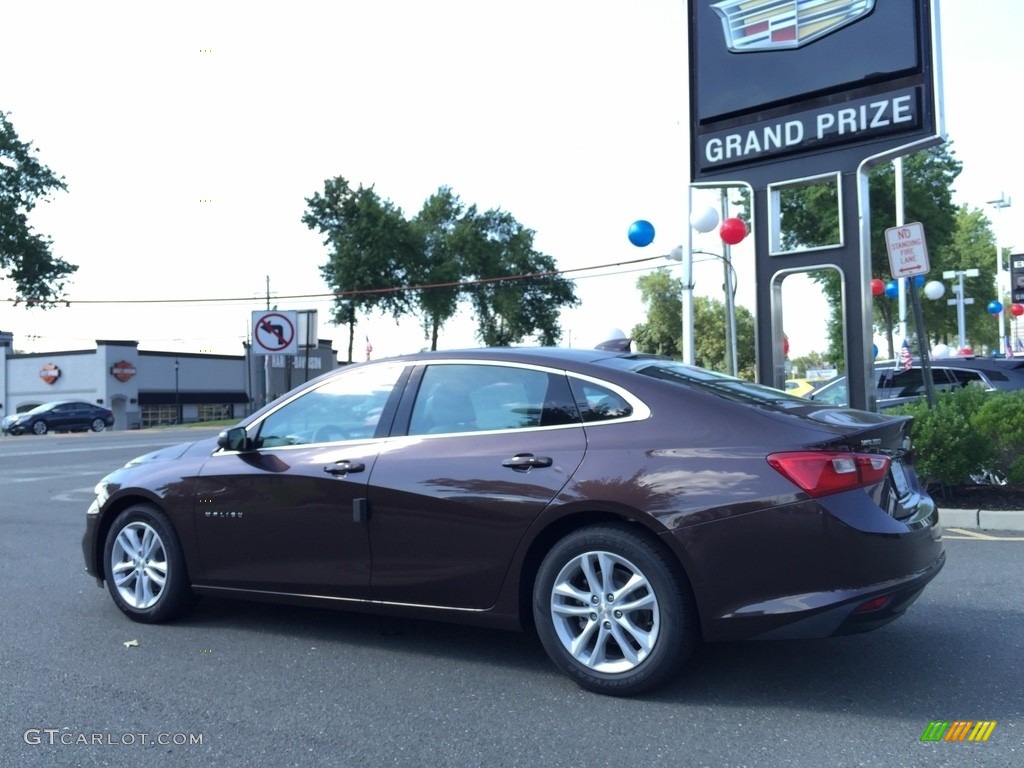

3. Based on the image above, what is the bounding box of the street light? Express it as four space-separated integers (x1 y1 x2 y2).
664 246 738 375
942 269 979 350
174 359 180 425
987 193 1012 354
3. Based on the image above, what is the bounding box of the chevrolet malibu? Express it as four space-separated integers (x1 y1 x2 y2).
82 347 944 695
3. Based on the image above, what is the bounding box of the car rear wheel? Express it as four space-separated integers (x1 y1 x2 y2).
103 504 196 623
32 421 48 435
91 418 106 432
533 524 698 696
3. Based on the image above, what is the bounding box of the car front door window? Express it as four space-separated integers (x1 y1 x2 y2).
257 363 404 446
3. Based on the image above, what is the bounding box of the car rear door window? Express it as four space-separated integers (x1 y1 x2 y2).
407 364 579 435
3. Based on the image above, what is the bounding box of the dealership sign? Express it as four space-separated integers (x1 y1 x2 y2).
690 0 940 180
712 0 876 52
39 363 60 385
110 360 138 382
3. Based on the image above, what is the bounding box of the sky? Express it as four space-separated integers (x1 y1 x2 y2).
2 0 1022 363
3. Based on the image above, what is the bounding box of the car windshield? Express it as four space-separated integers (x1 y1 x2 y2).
27 402 58 414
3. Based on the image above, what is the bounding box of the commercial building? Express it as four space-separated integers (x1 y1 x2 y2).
0 332 340 430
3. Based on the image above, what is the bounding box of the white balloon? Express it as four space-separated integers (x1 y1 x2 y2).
923 280 945 300
689 206 720 233
931 343 950 359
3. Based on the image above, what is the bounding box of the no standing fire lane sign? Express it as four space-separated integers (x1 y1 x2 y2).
885 222 930 279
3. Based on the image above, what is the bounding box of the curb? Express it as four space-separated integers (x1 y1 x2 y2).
939 508 1024 532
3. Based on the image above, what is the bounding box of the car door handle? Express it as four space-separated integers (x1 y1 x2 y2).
324 460 366 475
502 454 553 470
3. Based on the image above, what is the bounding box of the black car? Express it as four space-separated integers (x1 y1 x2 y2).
82 348 943 695
807 356 1024 410
2 401 115 435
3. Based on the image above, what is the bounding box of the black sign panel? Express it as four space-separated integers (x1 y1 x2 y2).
690 0 939 180
1012 254 1024 304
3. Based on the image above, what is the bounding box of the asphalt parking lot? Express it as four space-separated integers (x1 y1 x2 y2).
2 429 1021 767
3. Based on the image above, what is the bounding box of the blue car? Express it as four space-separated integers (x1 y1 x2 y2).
2 401 115 435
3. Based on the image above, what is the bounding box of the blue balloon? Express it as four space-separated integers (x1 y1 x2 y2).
884 281 899 298
987 300 1003 315
628 220 655 247
914 275 925 287
873 344 879 359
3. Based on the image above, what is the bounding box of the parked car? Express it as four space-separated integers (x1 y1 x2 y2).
2 401 114 435
807 356 1024 410
82 347 943 695
783 378 824 397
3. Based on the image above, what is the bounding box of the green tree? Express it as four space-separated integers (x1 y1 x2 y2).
0 111 76 305
631 270 756 377
409 187 466 350
460 208 578 346
303 176 418 362
631 269 681 357
779 143 962 363
929 205 999 351
693 295 756 377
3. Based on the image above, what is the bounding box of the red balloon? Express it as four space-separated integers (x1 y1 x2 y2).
870 278 885 297
1011 303 1024 317
719 217 747 245
783 334 790 357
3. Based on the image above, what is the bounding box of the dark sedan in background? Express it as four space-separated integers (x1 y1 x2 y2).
808 356 1024 409
2 400 114 435
82 347 944 695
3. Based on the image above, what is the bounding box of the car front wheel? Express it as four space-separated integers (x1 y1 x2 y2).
103 505 196 623
91 418 106 432
533 524 698 696
32 421 48 435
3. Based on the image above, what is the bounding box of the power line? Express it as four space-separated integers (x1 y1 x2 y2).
1 253 671 307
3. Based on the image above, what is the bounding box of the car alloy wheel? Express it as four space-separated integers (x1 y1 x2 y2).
103 505 196 623
533 524 697 696
91 418 106 432
32 420 48 435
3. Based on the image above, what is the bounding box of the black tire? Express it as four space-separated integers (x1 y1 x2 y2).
103 504 197 623
533 524 698 696
32 420 48 435
91 418 106 432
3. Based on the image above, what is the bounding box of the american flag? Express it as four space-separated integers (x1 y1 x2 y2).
365 335 373 361
899 338 913 371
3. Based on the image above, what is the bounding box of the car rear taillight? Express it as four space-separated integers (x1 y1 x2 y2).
767 451 891 498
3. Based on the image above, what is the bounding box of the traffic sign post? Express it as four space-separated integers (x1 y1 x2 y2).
886 222 936 407
252 311 298 356
885 222 930 279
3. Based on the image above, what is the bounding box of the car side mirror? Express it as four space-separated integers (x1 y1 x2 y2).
217 426 252 452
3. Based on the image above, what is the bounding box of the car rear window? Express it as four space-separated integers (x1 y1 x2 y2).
625 360 809 408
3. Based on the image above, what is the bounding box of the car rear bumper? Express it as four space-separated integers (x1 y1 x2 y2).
667 492 945 642
731 548 945 640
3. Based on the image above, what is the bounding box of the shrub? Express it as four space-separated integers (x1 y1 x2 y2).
971 390 1024 484
891 385 994 491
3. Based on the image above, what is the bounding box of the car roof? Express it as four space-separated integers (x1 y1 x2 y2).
377 346 640 365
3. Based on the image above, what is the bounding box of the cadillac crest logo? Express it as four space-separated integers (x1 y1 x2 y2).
712 0 876 52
